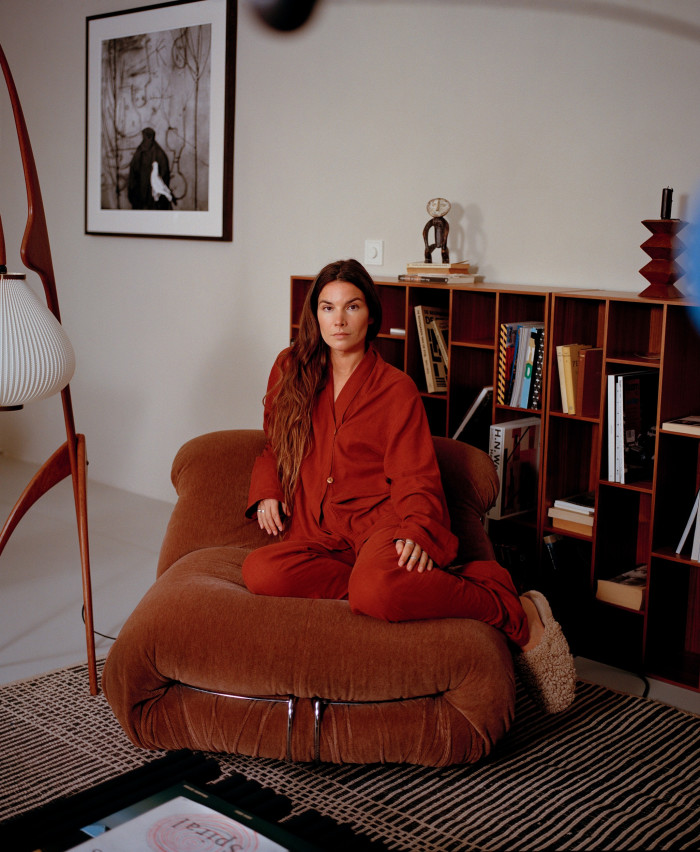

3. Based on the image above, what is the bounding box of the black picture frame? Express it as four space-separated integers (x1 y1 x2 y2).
85 0 235 240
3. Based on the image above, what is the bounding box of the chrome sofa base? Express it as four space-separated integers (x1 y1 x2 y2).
183 683 434 761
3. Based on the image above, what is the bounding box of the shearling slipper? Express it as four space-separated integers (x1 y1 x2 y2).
514 590 576 714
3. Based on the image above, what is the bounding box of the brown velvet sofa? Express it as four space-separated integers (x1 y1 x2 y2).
102 429 516 766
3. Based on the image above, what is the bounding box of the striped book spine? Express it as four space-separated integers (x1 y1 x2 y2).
497 322 508 404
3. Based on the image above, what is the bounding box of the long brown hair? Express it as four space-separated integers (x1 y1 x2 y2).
268 259 383 507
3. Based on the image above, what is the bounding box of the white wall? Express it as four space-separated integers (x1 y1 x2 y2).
1 0 699 502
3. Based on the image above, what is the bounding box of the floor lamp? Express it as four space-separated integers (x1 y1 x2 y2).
0 43 97 695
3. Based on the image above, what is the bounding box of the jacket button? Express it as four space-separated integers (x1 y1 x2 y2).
326 476 334 484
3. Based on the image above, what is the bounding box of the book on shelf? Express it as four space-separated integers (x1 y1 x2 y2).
406 260 470 274
555 343 591 415
487 416 541 519
517 326 546 409
398 273 484 284
607 369 659 483
677 489 700 560
595 565 647 611
451 386 493 451
662 414 700 436
575 347 603 418
553 490 595 515
528 327 546 410
429 317 449 367
497 322 518 404
414 304 448 393
548 506 594 526
556 345 569 414
510 323 544 409
564 344 591 415
497 321 543 408
549 516 593 537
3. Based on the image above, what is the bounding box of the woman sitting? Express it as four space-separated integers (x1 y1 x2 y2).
243 258 575 714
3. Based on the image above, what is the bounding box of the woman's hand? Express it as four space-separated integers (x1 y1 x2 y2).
395 538 434 573
256 498 288 535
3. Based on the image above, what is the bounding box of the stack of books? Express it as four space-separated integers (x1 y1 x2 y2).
399 261 484 284
555 344 602 416
497 321 546 410
547 490 595 537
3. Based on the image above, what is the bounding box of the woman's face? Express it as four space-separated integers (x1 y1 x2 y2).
317 280 372 358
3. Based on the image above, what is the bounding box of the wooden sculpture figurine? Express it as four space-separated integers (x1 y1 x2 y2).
423 197 451 262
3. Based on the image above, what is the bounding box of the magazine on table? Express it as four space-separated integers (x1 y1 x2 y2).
70 782 320 851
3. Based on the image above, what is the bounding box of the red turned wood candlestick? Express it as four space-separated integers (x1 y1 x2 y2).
638 219 685 300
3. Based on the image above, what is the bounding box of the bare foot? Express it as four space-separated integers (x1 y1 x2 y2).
520 594 545 652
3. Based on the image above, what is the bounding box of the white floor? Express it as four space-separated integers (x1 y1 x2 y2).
1 454 699 716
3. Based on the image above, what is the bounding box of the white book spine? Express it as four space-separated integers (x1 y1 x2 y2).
616 374 624 484
677 490 700 554
607 373 617 481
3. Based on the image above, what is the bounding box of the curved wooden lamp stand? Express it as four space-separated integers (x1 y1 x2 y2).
0 43 97 695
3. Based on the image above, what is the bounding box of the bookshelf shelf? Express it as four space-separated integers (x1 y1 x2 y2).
290 275 700 695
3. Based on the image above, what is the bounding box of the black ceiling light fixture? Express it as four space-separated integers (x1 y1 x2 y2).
248 0 320 32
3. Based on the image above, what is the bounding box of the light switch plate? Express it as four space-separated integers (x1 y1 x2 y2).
364 239 384 266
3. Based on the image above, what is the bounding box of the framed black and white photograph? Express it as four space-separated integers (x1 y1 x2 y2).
85 0 235 240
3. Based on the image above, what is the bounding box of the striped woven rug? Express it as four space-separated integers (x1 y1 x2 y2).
1 660 699 850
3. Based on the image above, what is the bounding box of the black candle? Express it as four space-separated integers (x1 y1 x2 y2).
661 187 673 219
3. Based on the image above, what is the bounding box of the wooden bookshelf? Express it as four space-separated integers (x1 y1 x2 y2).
542 290 700 693
290 275 700 695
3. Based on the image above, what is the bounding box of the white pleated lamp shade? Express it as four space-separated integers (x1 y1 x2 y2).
0 271 75 408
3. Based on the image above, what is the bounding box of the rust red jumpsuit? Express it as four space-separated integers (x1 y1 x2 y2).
243 347 528 646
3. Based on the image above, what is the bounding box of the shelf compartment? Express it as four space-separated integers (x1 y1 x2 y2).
551 294 606 352
420 393 447 437
450 290 496 346
600 365 659 487
654 433 700 556
373 336 405 371
595 485 652 579
540 534 592 652
645 556 700 690
606 300 665 362
659 304 700 423
583 601 645 673
447 346 494 444
496 290 548 327
543 417 600 510
549 294 606 418
376 282 407 338
406 287 450 396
